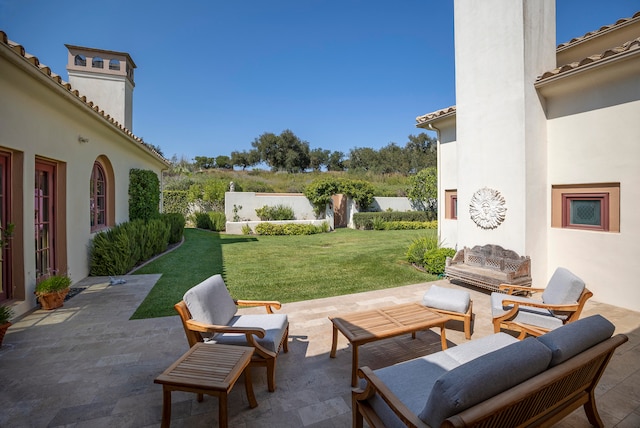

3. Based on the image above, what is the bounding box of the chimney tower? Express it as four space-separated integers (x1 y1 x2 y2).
65 45 136 130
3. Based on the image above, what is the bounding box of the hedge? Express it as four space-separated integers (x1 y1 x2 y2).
253 222 329 235
89 218 171 276
353 211 431 230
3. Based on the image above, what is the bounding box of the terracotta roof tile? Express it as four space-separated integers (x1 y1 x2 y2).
0 30 168 164
537 37 640 82
415 106 456 125
557 11 640 49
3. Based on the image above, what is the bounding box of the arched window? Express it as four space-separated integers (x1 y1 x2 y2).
74 54 86 66
92 57 104 68
109 59 120 70
90 162 107 230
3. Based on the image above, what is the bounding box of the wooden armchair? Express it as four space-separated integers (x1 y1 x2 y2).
174 274 289 392
491 267 593 339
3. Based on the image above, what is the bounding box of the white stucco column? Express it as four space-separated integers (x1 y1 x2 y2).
453 0 555 269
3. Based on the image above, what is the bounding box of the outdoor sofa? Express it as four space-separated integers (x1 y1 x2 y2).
352 314 627 427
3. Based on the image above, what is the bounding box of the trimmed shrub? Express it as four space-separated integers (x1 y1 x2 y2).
194 212 212 230
406 235 441 265
383 220 437 230
160 213 185 244
129 169 160 221
255 204 295 221
423 247 457 275
241 224 253 235
353 211 430 230
208 212 226 231
254 222 328 236
90 226 133 276
89 219 171 276
163 190 189 217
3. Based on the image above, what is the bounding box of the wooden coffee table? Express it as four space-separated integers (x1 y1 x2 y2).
154 343 257 427
329 303 450 386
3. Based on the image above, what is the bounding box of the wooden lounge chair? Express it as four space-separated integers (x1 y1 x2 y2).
174 274 289 392
492 267 592 339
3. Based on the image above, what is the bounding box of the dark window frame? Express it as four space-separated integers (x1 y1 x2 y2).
562 192 610 231
90 162 107 231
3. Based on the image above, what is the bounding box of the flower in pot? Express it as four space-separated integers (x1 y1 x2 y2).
35 273 72 310
0 304 13 347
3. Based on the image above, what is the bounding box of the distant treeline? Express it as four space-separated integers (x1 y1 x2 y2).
167 130 437 175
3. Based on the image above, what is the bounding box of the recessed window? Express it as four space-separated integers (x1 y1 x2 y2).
90 162 106 230
445 189 458 220
74 54 86 66
562 193 609 231
552 184 619 232
92 57 104 69
109 59 120 70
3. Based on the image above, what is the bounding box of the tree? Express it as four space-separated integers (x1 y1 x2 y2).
378 142 409 174
215 155 232 169
193 156 215 170
405 133 437 172
406 167 438 220
251 129 310 172
309 148 330 171
231 150 260 170
348 147 379 172
327 151 345 171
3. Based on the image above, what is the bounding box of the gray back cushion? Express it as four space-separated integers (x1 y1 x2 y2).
183 275 237 326
419 337 552 427
542 267 585 305
537 314 615 367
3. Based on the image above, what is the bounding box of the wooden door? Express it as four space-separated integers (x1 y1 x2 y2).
35 161 56 279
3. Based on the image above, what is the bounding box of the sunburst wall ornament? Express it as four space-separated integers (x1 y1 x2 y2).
469 187 507 229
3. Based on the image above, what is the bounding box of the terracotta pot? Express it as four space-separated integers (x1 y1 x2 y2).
0 321 11 347
36 288 69 310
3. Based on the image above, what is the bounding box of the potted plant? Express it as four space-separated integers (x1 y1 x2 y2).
35 273 72 310
0 304 13 347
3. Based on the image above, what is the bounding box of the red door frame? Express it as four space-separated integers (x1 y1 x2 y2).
0 153 11 302
35 161 56 280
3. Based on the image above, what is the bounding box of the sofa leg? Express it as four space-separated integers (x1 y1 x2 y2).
352 397 363 428
583 391 604 428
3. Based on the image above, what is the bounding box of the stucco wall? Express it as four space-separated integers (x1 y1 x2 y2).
0 50 166 317
224 192 414 233
543 76 640 312
453 0 555 256
435 119 458 249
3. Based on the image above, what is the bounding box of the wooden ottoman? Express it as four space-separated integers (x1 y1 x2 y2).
423 285 473 339
154 343 257 427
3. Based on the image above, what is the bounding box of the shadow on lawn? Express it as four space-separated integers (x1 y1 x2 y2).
210 231 258 282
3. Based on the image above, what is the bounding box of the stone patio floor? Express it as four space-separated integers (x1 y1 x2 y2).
1 274 639 427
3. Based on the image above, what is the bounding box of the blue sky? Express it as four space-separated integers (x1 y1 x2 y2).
1 1 638 162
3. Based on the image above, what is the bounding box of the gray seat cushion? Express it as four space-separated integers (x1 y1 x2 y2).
183 275 238 327
537 314 615 367
491 292 564 331
366 332 518 428
368 351 460 428
445 332 518 365
419 337 552 427
212 313 289 353
423 284 470 313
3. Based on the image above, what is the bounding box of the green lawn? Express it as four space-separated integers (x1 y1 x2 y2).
130 227 438 319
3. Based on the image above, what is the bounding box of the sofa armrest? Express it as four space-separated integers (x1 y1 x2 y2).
234 299 282 313
499 284 543 295
353 366 428 428
185 319 267 338
500 299 580 312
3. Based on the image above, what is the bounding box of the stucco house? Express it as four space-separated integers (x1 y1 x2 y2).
416 1 640 312
0 31 169 318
